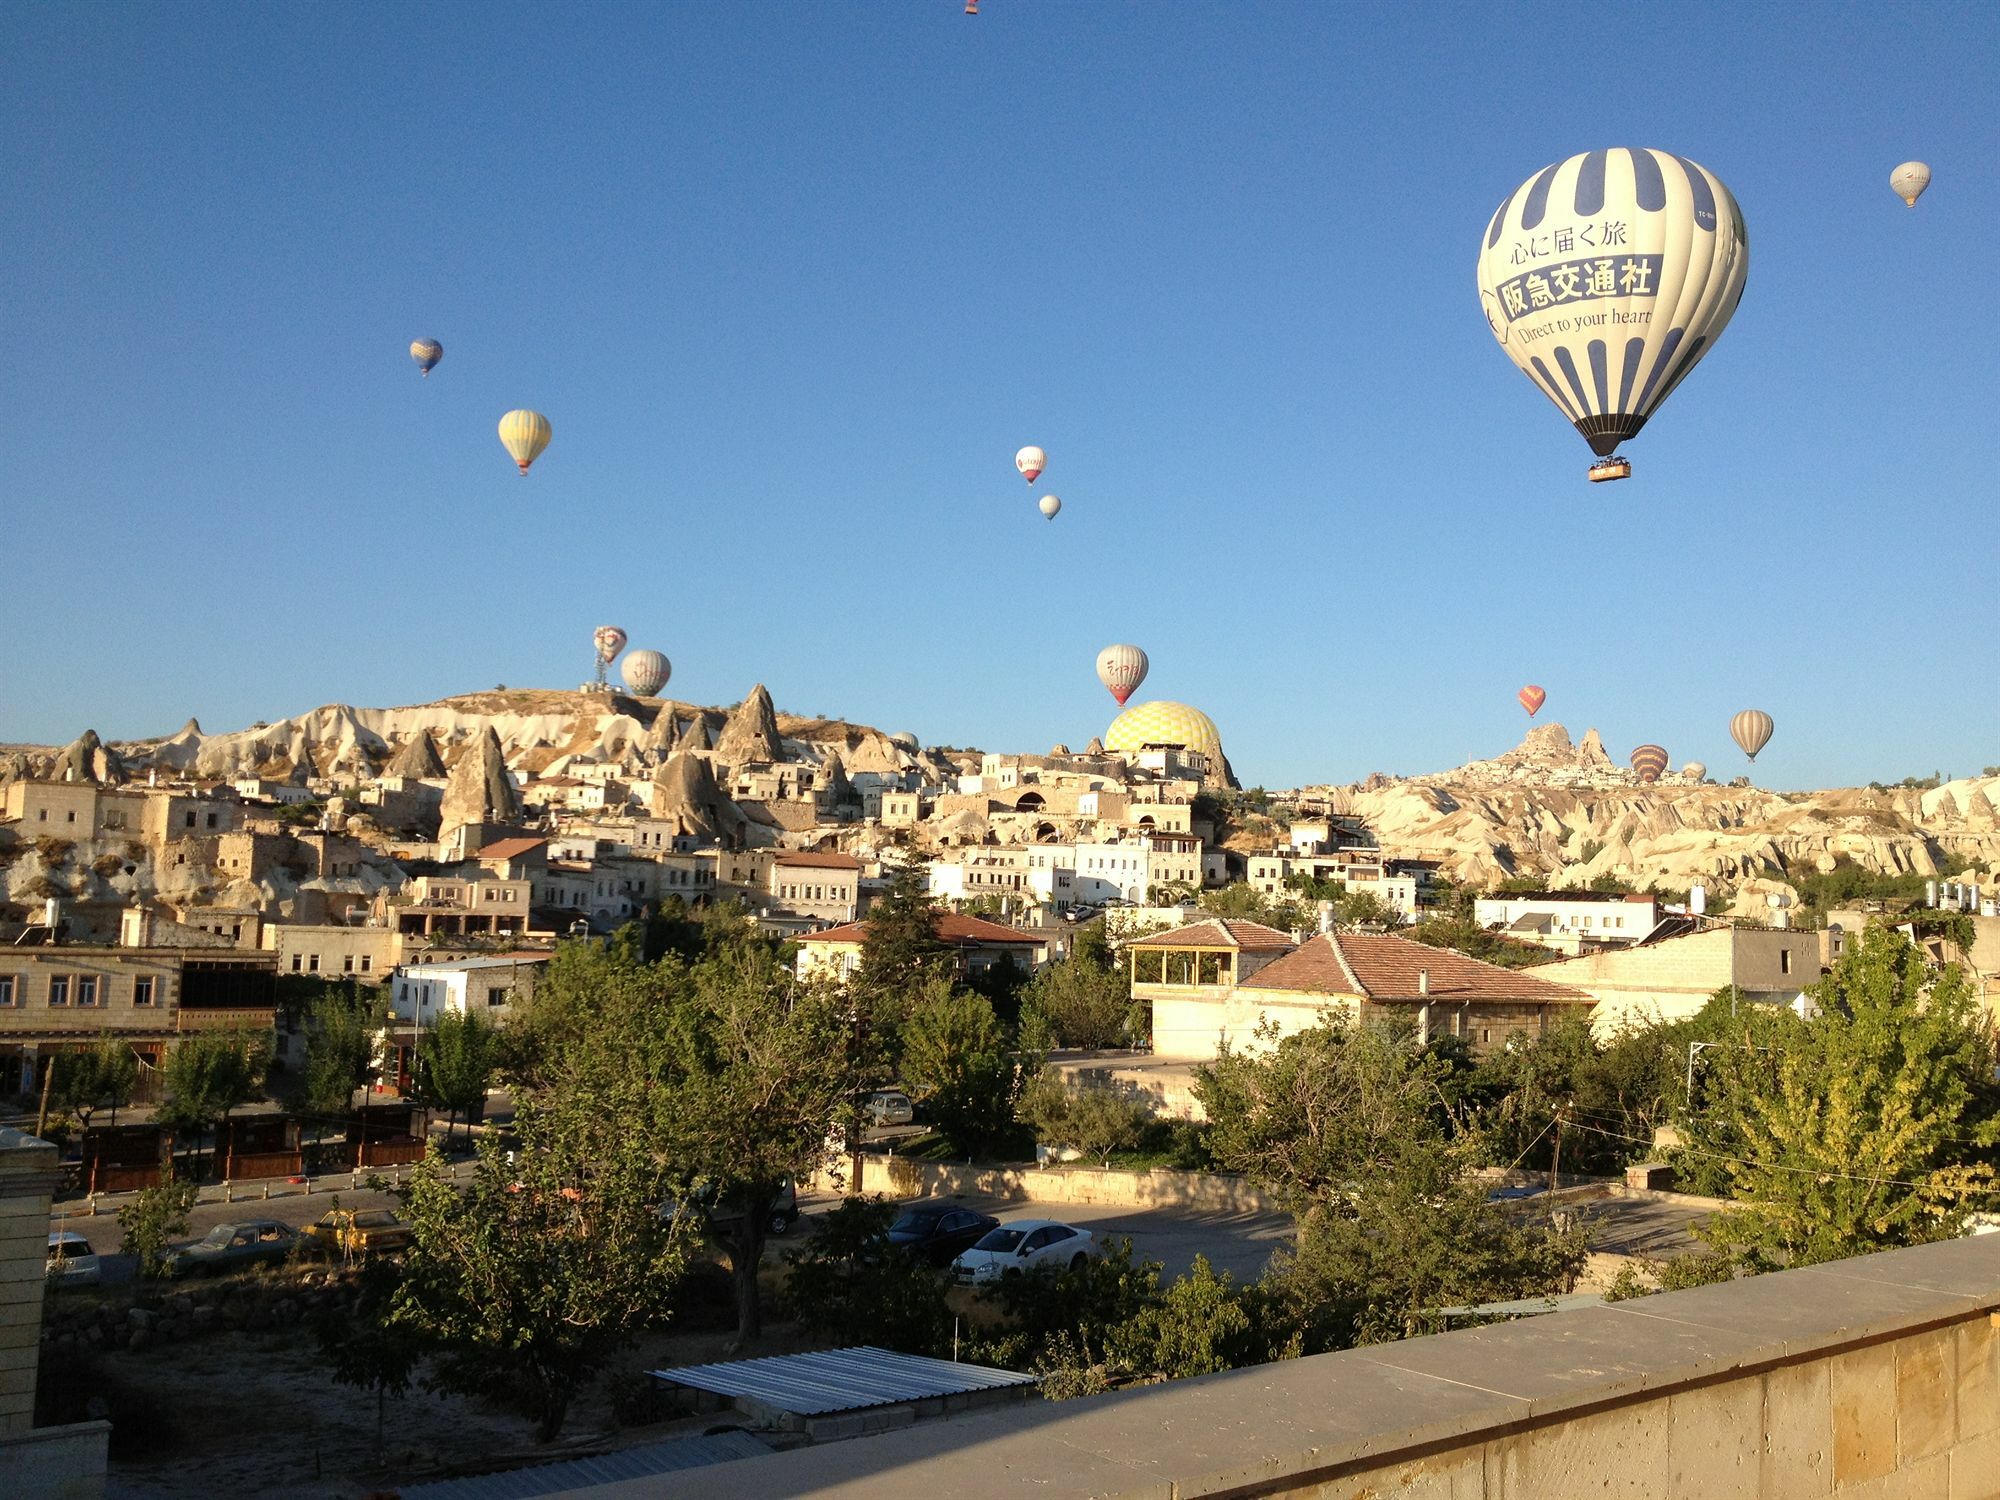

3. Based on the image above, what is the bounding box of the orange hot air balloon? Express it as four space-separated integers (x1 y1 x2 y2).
1630 744 1669 784
1518 685 1546 717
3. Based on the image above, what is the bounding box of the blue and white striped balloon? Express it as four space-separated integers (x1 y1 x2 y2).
1476 149 1748 464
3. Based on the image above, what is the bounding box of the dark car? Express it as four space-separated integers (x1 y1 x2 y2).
163 1220 298 1277
885 1204 1001 1267
664 1178 800 1238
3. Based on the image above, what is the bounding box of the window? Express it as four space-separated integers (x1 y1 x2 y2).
0 976 17 1007
184 811 197 829
37 810 47 822
291 955 303 973
134 977 155 1007
49 976 70 1007
206 812 219 829
360 956 372 974
1780 949 1793 975
308 955 320 973
66 811 76 823
76 976 100 1008
342 955 354 973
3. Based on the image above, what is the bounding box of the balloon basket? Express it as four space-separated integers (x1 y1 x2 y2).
1587 456 1632 483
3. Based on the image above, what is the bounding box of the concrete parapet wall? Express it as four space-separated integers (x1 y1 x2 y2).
589 1235 2000 1500
816 1156 1282 1215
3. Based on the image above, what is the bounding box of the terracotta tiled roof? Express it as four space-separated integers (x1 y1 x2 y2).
801 912 1046 948
1127 919 1297 952
474 837 549 862
1245 933 1587 1005
773 851 863 869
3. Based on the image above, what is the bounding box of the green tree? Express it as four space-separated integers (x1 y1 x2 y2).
315 1256 422 1462
1019 923 1131 1049
286 985 384 1125
781 1197 952 1355
52 1034 139 1132
1108 1254 1276 1379
1689 928 2000 1268
413 1008 499 1143
1017 1069 1149 1167
1405 917 1560 970
900 978 1025 1157
388 1132 687 1442
971 1238 1163 1373
1199 883 1309 932
117 1171 198 1280
157 1029 267 1179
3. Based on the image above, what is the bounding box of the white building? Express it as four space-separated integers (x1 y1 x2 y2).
388 954 550 1027
1473 891 1662 956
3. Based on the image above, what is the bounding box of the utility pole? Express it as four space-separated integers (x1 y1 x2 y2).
1548 1108 1565 1196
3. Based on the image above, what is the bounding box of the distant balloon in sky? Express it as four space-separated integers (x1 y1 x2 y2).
1096 644 1149 706
1476 149 1749 483
1630 744 1669 784
592 625 627 665
1518 684 1547 717
409 339 442 376
1038 494 1061 521
1889 161 1931 208
1730 709 1774 761
498 410 552 475
964 0 979 12
620 649 670 697
1016 446 1046 484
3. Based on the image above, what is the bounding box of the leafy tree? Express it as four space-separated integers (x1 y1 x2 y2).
855 862 953 1013
970 1238 1163 1372
1199 883 1310 932
1108 1254 1281 1379
1017 1069 1149 1167
1405 917 1560 970
900 979 1025 1157
388 1132 688 1442
117 1171 197 1280
286 985 384 1125
658 943 856 1345
52 1034 139 1131
1332 889 1397 928
315 1255 422 1462
157 1028 267 1179
1020 923 1131 1049
1689 928 2000 1268
413 1008 499 1143
781 1197 952 1355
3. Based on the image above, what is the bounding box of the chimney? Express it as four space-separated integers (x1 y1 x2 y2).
1418 968 1430 997
1689 884 1707 916
44 896 62 932
1926 879 1938 907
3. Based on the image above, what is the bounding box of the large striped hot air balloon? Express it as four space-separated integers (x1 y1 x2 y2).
410 339 442 376
1630 744 1669 784
498 410 552 475
1476 149 1749 482
1096 644 1149 706
1730 709 1774 761
1518 684 1547 717
1104 701 1224 768
620 649 670 697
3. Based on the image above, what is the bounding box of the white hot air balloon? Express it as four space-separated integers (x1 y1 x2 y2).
1015 445 1047 484
1476 149 1749 482
1890 161 1931 208
592 625 628 665
1096 644 1149 706
620 649 671 697
1730 709 1774 761
1037 493 1061 521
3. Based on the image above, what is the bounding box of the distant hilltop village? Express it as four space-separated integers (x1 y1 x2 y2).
0 688 1994 964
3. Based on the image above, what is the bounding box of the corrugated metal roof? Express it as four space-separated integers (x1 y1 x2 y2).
650 1345 1037 1416
393 1430 771 1500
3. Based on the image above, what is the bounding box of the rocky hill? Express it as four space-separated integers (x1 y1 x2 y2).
1306 725 1999 906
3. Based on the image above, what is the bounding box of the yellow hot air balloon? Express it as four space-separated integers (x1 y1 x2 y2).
498 410 552 475
1477 149 1749 482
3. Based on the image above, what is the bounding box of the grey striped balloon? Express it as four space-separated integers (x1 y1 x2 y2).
1730 709 1774 761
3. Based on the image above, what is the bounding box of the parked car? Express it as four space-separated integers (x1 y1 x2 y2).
952 1219 1096 1285
163 1220 298 1278
304 1208 414 1256
885 1204 1000 1267
864 1091 915 1127
46 1231 101 1287
664 1177 800 1237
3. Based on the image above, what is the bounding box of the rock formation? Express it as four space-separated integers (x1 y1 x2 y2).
674 713 711 755
53 730 124 785
713 685 784 767
649 752 750 844
819 750 854 807
384 731 446 780
440 727 521 835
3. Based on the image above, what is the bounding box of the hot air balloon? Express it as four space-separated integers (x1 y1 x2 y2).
1476 149 1749 483
592 625 628 665
1518 684 1547 717
1682 761 1708 781
1730 709 1774 761
498 410 552 475
410 339 442 376
1038 494 1062 521
620 649 671 697
1630 744 1669 784
1890 162 1931 208
1016 446 1046 484
1096 644 1149 706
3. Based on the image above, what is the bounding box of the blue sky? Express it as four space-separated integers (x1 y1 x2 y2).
4 1 1995 791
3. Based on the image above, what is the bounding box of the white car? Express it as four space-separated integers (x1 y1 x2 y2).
952 1219 1095 1285
865 1091 915 1127
47 1231 102 1287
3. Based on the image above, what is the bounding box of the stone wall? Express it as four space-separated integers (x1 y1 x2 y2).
585 1235 2000 1500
